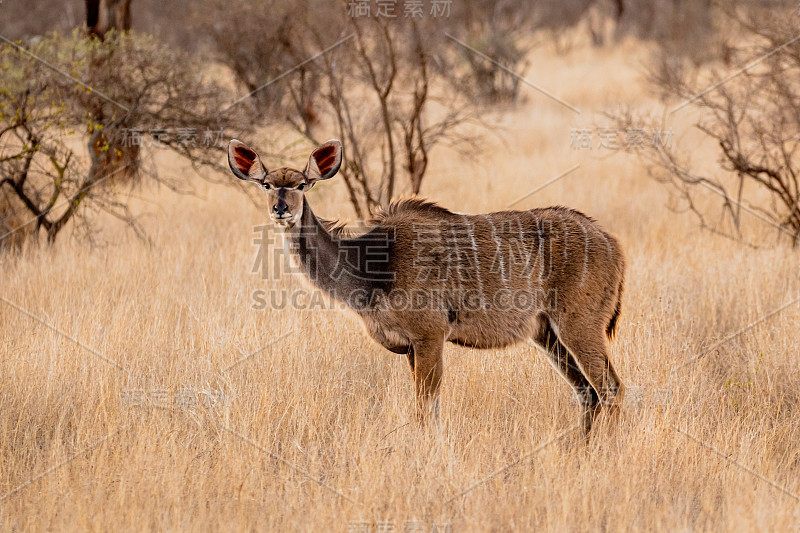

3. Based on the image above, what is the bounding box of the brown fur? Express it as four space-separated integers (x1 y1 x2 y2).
228 139 626 436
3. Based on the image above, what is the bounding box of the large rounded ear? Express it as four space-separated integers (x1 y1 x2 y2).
305 140 342 183
228 139 267 183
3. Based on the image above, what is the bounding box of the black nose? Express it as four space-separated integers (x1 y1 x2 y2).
273 203 288 217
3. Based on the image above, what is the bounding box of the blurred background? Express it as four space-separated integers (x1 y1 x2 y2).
2 2 800 531
3 0 799 248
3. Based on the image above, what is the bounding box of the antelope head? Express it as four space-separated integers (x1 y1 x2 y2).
227 139 343 228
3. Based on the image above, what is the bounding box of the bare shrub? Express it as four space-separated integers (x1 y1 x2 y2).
444 0 538 104
0 30 246 246
205 2 479 219
609 1 800 246
613 0 719 62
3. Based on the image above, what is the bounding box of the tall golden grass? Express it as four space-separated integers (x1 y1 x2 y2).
1 37 799 532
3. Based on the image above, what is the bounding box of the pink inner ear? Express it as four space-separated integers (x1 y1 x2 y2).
234 147 256 170
314 146 337 173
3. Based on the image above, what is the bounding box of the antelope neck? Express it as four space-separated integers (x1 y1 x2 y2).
284 197 393 309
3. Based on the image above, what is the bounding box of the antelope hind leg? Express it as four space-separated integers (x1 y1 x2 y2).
533 314 599 437
558 326 625 421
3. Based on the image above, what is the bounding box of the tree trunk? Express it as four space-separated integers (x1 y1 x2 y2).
86 0 131 38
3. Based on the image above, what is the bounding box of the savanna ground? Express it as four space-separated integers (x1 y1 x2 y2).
2 28 800 533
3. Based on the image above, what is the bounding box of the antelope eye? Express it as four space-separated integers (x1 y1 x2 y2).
297 183 306 191
263 183 271 190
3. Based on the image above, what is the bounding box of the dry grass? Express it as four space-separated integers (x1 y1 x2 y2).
2 37 800 532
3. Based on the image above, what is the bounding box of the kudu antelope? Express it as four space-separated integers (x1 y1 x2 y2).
228 139 626 435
